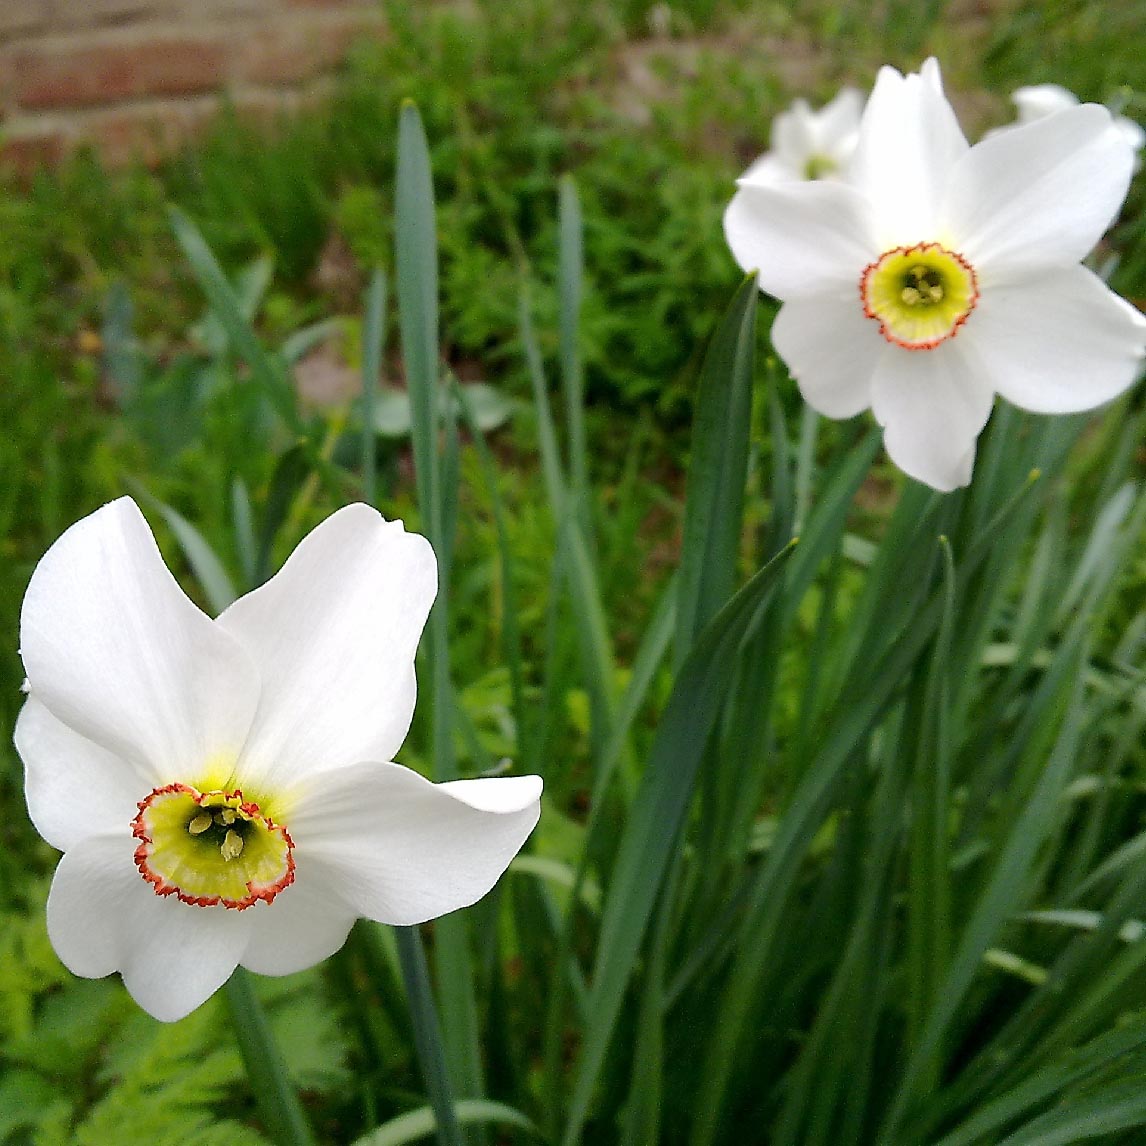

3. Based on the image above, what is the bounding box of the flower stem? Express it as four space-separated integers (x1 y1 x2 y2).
395 924 466 1146
224 967 316 1146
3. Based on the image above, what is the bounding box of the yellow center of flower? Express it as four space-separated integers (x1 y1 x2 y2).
860 242 979 350
132 784 295 910
803 153 837 180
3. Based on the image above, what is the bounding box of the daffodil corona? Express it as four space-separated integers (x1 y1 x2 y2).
16 498 542 1022
725 59 1146 490
861 242 979 350
132 784 295 909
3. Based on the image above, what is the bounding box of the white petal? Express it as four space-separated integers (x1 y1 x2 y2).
848 58 968 247
288 762 541 927
217 504 437 794
739 153 797 185
240 859 356 976
1012 84 1079 123
1117 116 1146 154
436 774 546 811
19 498 258 783
870 341 995 492
964 267 1146 414
724 180 876 300
46 832 252 1022
771 98 817 168
755 89 864 183
16 697 147 852
943 105 1133 277
817 87 865 154
770 292 883 418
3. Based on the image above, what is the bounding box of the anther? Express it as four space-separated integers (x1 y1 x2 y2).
220 830 245 861
901 286 922 305
188 811 213 836
216 808 237 825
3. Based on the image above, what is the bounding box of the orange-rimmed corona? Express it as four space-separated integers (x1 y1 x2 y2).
132 783 295 910
860 242 979 350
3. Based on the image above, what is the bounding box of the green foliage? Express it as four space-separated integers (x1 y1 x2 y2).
64 1006 267 1146
0 883 73 1048
981 0 1146 102
0 880 350 1145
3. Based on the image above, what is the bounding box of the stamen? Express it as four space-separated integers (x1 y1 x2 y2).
188 811 213 835
221 830 245 861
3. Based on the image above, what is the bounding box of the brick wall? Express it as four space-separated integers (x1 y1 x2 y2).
0 0 384 171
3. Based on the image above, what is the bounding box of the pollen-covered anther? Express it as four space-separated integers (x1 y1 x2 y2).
187 811 213 835
132 783 295 910
861 242 979 350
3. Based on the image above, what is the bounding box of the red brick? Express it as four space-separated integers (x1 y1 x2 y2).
49 0 155 29
282 0 365 8
234 13 380 86
0 0 46 37
74 98 218 166
127 0 277 16
66 88 329 168
14 34 228 110
231 83 331 125
0 49 17 106
1 127 69 177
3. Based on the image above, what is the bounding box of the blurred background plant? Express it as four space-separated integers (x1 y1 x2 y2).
1 0 1145 1143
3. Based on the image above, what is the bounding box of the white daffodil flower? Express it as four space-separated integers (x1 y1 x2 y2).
1011 84 1145 158
15 497 542 1022
725 58 1146 491
740 87 864 185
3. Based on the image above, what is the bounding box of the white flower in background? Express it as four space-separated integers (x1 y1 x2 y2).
1011 84 1145 159
725 58 1146 491
16 498 542 1022
741 87 864 185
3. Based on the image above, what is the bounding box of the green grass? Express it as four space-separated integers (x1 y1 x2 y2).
1 0 1145 1142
